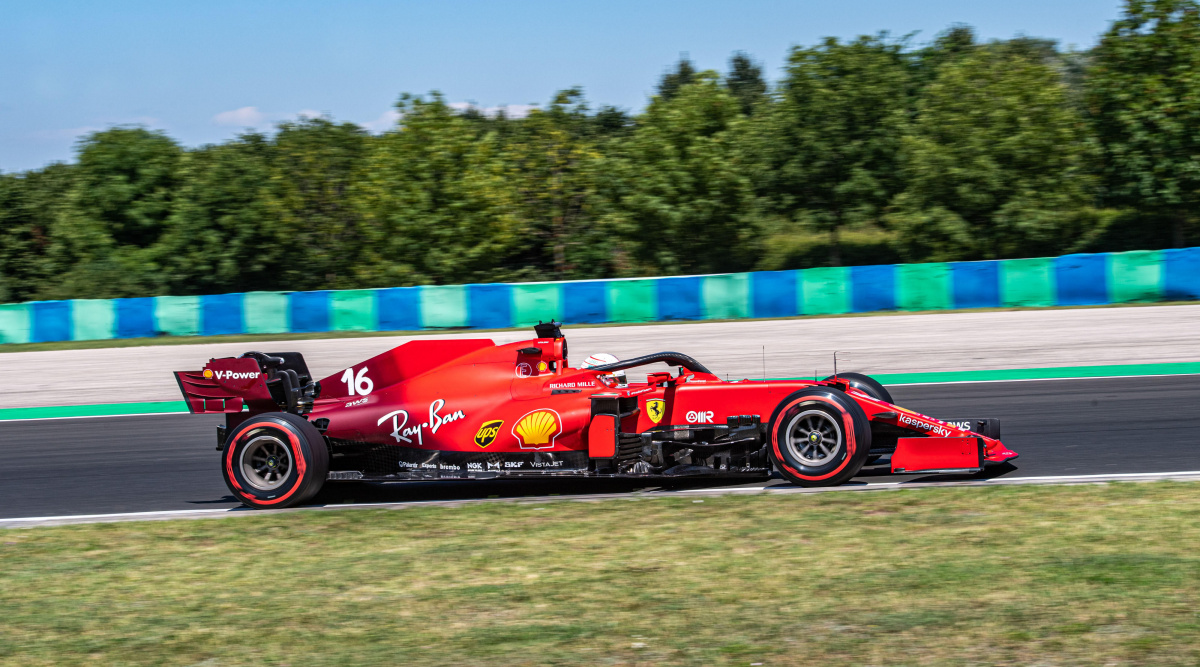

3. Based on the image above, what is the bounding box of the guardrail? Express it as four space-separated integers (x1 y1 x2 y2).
2 248 1199 344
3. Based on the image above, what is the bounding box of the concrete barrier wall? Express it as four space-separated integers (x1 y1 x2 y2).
3 248 1200 344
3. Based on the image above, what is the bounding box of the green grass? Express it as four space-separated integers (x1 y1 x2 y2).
4 482 1200 665
2 299 1197 354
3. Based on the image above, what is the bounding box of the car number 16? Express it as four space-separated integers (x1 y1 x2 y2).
341 366 374 396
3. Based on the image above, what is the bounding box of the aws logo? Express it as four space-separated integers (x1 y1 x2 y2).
513 409 562 450
645 398 665 424
474 420 503 448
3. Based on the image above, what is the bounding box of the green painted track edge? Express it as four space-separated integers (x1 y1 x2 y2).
869 362 1200 385
0 401 190 421
3 361 1199 421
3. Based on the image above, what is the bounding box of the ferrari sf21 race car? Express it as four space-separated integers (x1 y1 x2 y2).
174 322 1019 509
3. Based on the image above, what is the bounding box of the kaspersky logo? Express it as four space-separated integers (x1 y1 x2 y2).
513 409 562 450
203 369 259 381
897 412 952 437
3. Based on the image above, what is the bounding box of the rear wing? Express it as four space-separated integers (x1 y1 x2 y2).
174 351 319 415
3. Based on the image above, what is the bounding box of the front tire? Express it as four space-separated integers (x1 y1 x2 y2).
823 373 893 466
823 372 894 405
768 388 872 487
222 413 329 509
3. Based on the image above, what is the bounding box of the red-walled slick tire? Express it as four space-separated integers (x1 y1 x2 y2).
823 372 893 465
221 413 329 509
823 372 894 405
768 388 872 487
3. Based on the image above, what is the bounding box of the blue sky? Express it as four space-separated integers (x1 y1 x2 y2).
1 0 1123 172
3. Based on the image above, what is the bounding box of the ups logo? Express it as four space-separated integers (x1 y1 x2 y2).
474 420 503 448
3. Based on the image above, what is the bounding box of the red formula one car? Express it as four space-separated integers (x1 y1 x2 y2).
174 322 1018 509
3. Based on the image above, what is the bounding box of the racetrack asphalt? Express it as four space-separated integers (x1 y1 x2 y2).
2 374 1197 521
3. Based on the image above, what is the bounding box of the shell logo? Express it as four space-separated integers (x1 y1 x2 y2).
202 369 213 379
513 409 562 450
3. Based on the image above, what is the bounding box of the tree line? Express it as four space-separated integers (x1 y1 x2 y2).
2 0 1199 303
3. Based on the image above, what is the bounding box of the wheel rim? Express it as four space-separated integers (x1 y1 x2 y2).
240 433 292 491
784 409 843 467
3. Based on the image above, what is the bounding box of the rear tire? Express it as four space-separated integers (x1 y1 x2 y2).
768 388 872 487
222 413 329 509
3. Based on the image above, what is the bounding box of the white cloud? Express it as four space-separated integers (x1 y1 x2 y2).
361 109 401 133
213 107 334 128
213 106 267 127
449 102 537 119
500 104 537 119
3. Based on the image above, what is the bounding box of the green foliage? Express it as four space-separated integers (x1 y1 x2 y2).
0 165 73 302
757 227 902 271
590 105 634 139
261 117 370 290
760 35 912 265
913 24 977 83
610 72 759 275
71 127 182 249
1087 0 1200 246
155 133 281 295
726 52 767 115
1 3 1198 303
353 93 520 286
500 89 617 280
655 56 698 102
50 127 184 298
890 41 1097 261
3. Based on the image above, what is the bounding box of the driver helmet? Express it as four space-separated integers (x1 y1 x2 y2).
581 353 627 386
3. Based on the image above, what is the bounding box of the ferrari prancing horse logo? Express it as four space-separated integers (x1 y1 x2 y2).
645 399 665 424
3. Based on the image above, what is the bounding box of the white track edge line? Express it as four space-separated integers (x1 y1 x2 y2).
1 507 248 523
